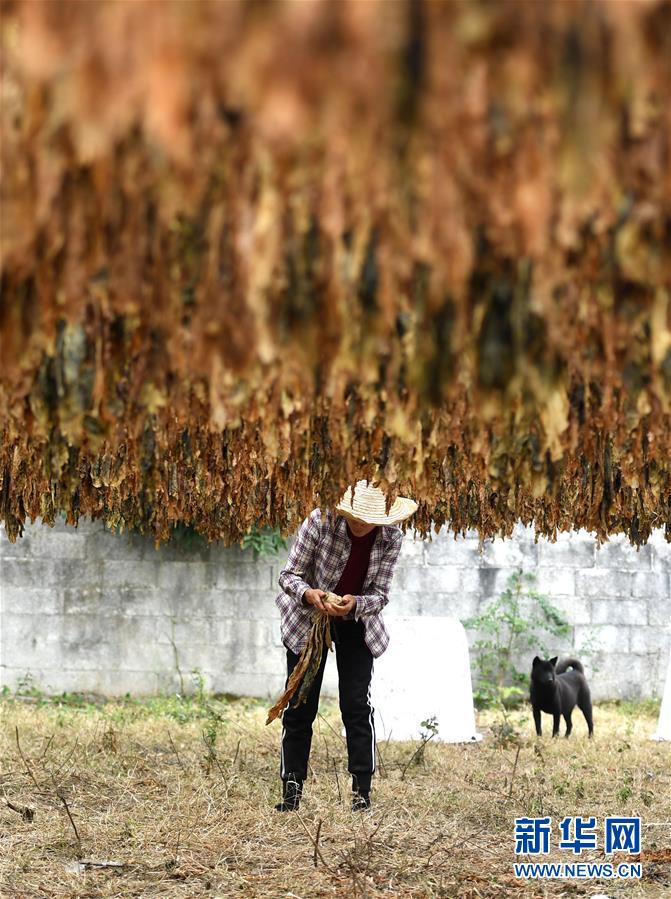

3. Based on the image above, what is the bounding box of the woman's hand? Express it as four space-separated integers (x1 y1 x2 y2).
325 593 357 617
304 588 328 613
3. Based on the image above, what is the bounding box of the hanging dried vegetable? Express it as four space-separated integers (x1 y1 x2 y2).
1 0 670 548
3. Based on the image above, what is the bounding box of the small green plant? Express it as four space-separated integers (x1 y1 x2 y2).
15 672 41 696
490 714 521 747
420 716 439 741
242 524 287 558
416 716 439 763
191 668 208 705
464 569 571 710
187 670 228 775
572 626 602 676
640 789 654 807
400 716 439 779
618 784 633 803
13 673 52 707
201 713 221 774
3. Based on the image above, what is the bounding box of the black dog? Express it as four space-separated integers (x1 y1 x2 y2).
530 656 594 738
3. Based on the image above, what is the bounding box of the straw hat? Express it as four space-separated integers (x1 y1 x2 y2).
336 480 418 526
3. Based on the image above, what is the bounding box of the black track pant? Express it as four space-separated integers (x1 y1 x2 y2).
279 619 375 792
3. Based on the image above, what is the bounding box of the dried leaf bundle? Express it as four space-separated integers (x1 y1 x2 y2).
266 611 332 725
1 0 670 546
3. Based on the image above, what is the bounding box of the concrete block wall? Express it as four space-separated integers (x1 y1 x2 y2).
401 524 671 701
1 517 669 701
0 518 290 699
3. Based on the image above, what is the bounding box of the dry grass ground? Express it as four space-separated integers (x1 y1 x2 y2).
1 690 669 898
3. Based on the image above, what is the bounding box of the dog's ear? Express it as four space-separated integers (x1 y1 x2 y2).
532 656 541 666
549 656 558 667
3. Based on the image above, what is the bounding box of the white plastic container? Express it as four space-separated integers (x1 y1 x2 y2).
372 616 482 743
652 645 671 741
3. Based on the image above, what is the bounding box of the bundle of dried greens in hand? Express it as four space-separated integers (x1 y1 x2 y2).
323 593 348 612
266 593 349 724
266 610 331 725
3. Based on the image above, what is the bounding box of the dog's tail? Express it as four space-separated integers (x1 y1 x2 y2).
556 657 584 675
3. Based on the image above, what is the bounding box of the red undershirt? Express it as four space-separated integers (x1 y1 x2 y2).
333 522 379 616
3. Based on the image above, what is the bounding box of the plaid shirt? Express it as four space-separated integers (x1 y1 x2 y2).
275 508 404 657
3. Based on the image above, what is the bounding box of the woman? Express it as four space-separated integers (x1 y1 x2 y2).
274 480 417 811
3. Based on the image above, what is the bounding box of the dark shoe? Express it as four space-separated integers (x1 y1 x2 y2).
274 778 303 812
351 790 371 811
